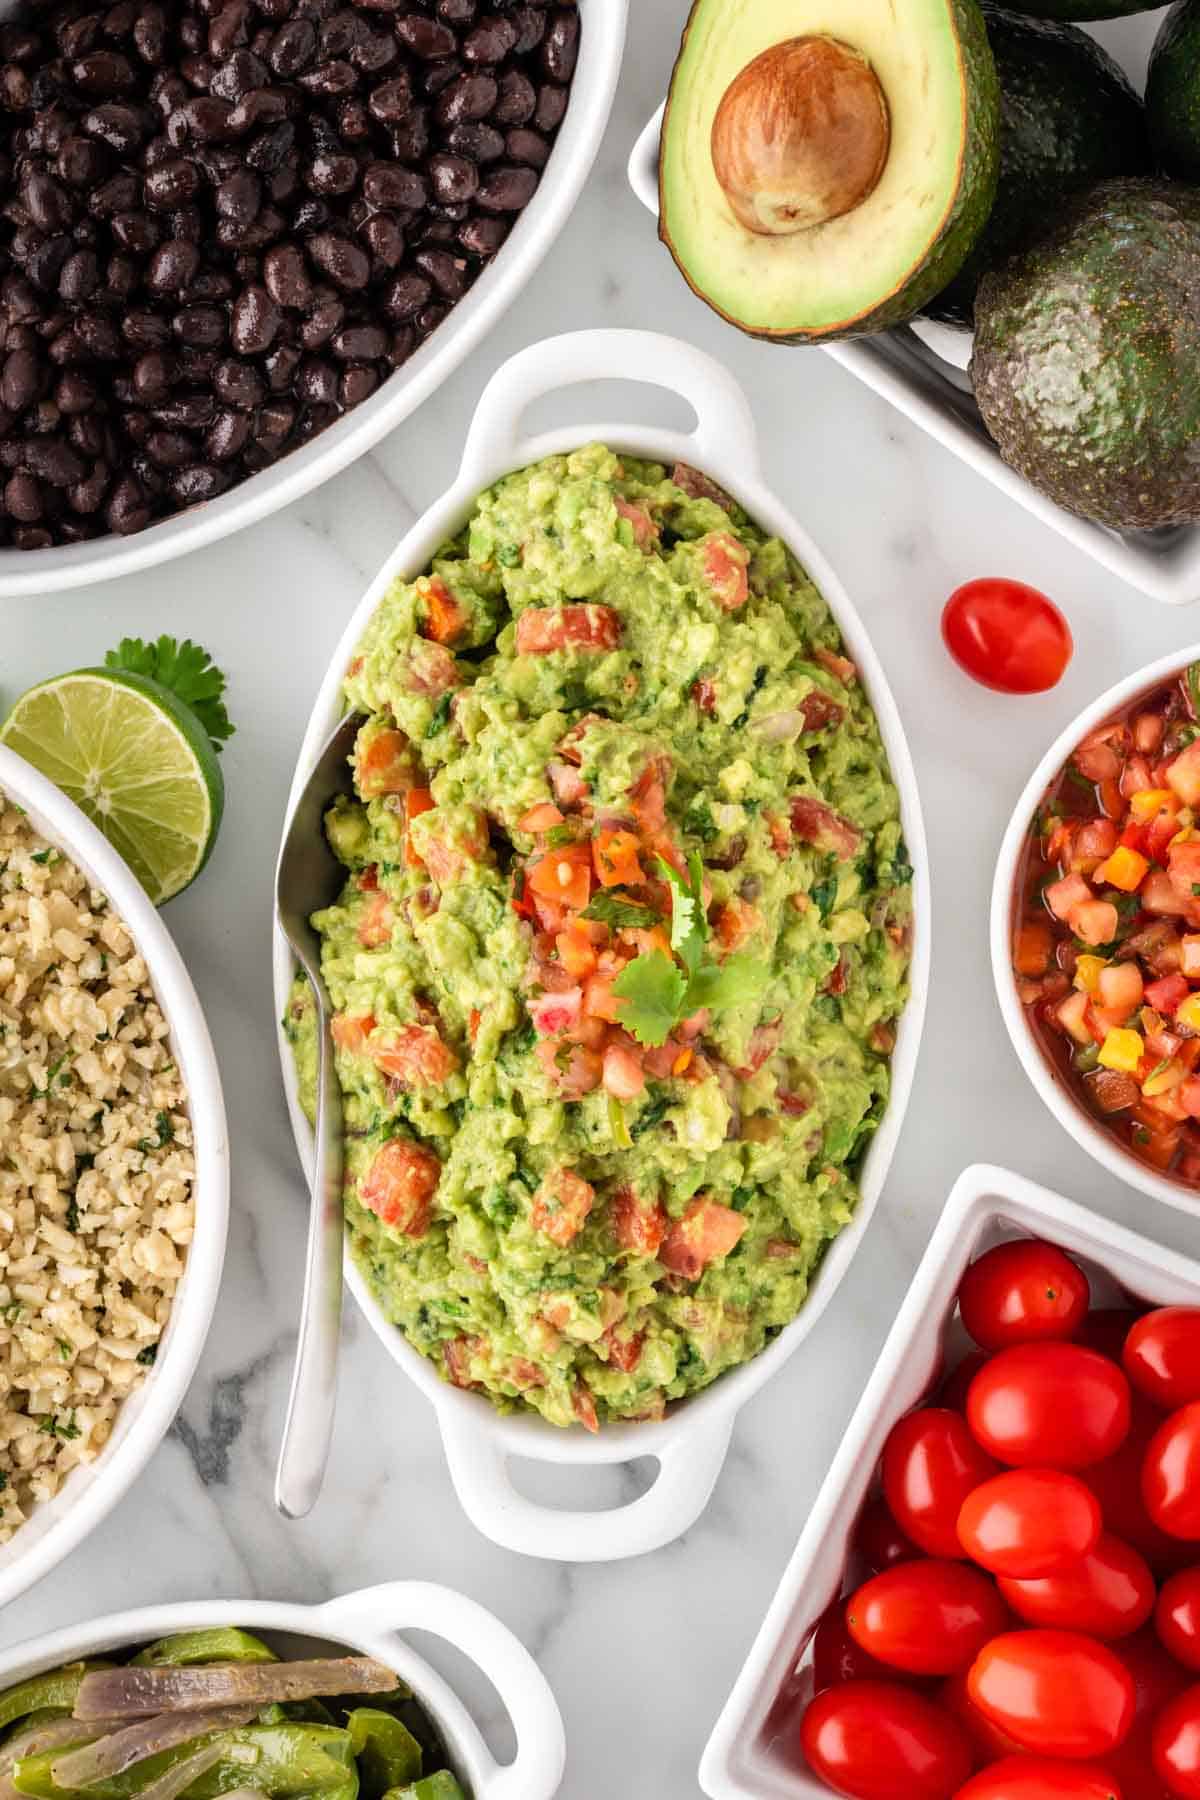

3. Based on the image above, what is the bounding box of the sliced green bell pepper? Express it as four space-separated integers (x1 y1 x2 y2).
346 1711 422 1796
12 1722 358 1800
384 1775 465 1800
0 1667 112 1736
131 1632 277 1669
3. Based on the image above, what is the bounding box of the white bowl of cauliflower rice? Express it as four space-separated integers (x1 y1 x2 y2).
0 743 227 1605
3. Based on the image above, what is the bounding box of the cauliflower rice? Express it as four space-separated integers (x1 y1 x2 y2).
0 789 194 1540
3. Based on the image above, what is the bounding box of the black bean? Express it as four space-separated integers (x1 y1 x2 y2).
69 460 110 513
510 6 547 54
395 14 456 58
181 53 217 91
111 209 160 252
297 355 336 404
458 212 507 257
361 211 405 268
338 363 377 406
133 5 167 63
268 17 316 75
168 461 228 503
367 74 411 124
167 204 203 242
255 398 295 443
416 300 448 334
89 172 140 218
306 150 357 194
476 163 537 212
1 347 39 411
290 195 328 232
389 103 429 162
307 230 368 289
362 161 425 211
21 437 83 485
173 303 226 346
132 348 175 400
262 340 300 389
28 238 73 293
208 2 250 61
533 79 566 133
263 242 312 308
351 33 396 74
230 282 279 352
147 428 196 467
210 47 268 99
445 118 503 161
144 157 200 209
4 471 41 520
421 55 461 98
55 371 97 413
337 96 371 138
331 322 387 359
24 171 71 231
147 237 199 292
216 165 261 223
12 524 52 548
320 10 364 58
56 135 106 186
72 51 136 94
152 391 214 428
428 150 477 205
244 119 293 170
205 406 250 459
505 125 548 167
541 7 577 82
493 67 534 125
213 355 265 406
435 70 496 125
381 268 430 321
83 102 148 152
298 292 342 347
436 0 476 24
463 16 516 63
57 248 100 302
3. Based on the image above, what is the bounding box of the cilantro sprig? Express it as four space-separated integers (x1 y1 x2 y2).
611 856 771 1047
104 637 234 752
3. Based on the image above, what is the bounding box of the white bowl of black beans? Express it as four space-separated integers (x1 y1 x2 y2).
0 0 626 592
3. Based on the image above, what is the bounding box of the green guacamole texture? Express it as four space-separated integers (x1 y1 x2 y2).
285 444 913 1429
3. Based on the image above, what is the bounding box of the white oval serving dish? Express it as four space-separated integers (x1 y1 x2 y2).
699 1161 1200 1800
0 1581 564 1800
991 643 1200 1219
0 0 627 598
0 743 229 1606
272 325 931 1563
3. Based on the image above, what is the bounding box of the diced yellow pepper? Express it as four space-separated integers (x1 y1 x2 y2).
1144 1059 1187 1097
1094 845 1151 892
1178 995 1200 1034
1130 789 1178 822
1098 1028 1145 1073
1074 955 1107 995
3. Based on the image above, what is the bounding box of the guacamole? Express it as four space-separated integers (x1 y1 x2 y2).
285 445 912 1429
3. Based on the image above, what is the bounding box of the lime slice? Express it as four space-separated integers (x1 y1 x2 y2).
0 668 224 904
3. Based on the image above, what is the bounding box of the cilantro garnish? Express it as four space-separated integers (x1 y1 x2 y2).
137 1110 174 1153
137 1344 158 1366
1188 661 1200 722
104 637 234 751
582 892 659 930
38 1411 80 1441
611 855 771 1048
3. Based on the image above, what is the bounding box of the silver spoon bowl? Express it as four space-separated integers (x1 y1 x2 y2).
274 713 361 1519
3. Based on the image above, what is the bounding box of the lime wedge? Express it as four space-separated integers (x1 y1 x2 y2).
0 668 224 904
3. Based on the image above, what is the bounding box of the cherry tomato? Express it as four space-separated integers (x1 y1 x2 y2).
1077 1310 1146 1365
799 1679 973 1800
939 1350 991 1414
959 1241 1090 1352
853 1495 922 1573
938 1668 1026 1762
958 1469 1102 1577
846 1559 1010 1676
1085 1399 1198 1578
1144 1405 1200 1541
968 1345 1132 1469
812 1600 903 1692
1108 1630 1194 1800
882 1408 999 1558
954 1758 1126 1800
942 577 1073 695
968 1630 1136 1758
1155 1570 1200 1672
998 1534 1155 1640
1125 1311 1200 1412
1152 1685 1200 1798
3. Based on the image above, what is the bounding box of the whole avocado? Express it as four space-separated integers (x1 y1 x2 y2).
996 0 1164 17
972 179 1200 532
1147 0 1200 180
931 4 1149 323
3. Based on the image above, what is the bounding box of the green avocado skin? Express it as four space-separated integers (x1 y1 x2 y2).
972 179 1200 531
929 5 1148 324
996 0 1163 18
1147 0 1200 180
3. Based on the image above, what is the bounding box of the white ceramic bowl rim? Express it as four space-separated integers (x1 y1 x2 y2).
0 0 627 597
990 643 1200 1218
0 1582 564 1800
272 327 931 1561
0 744 229 1607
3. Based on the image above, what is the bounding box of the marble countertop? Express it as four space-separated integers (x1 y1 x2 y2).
4 4 1200 1794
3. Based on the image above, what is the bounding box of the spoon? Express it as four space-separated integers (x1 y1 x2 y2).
273 712 362 1519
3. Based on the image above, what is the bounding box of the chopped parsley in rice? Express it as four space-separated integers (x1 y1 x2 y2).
0 789 194 1539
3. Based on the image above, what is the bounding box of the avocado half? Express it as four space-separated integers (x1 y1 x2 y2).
929 5 1149 325
658 0 1001 342
972 179 1200 532
1147 0 1200 181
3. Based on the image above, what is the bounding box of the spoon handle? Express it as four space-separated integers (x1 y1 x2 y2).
275 979 345 1519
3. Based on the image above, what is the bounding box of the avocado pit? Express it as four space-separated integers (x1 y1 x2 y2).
710 35 891 236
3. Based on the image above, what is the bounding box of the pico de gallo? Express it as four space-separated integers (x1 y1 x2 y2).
285 444 913 1429
1013 662 1200 1185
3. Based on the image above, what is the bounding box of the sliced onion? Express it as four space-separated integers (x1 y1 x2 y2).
0 1718 126 1779
73 1658 399 1720
753 709 804 744
134 1741 225 1800
53 1708 260 1787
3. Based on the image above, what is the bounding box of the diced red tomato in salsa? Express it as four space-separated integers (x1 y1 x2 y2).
658 1197 747 1280
515 604 621 655
360 1139 441 1237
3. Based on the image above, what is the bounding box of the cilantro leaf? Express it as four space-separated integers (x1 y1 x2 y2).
581 892 660 930
105 637 234 752
657 852 707 979
1188 661 1200 723
685 952 772 1015
612 950 687 1048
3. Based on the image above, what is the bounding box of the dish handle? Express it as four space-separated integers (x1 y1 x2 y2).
318 1581 565 1800
438 1409 733 1561
456 327 761 493
626 104 663 219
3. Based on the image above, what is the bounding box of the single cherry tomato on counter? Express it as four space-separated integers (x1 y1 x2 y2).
1125 1312 1200 1413
1152 1686 1200 1798
998 1534 1155 1640
957 1469 1102 1578
958 1241 1090 1351
1077 1310 1146 1366
941 577 1073 695
853 1494 922 1573
1144 1405 1200 1541
967 1630 1136 1759
1155 1570 1200 1672
968 1345 1132 1470
882 1408 999 1558
812 1600 904 1692
938 1667 1026 1762
953 1757 1125 1800
845 1559 1010 1676
799 1679 973 1800
1085 1400 1198 1578
938 1350 991 1414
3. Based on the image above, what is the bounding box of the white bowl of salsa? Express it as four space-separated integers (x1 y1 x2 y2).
992 647 1200 1213
273 326 931 1563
